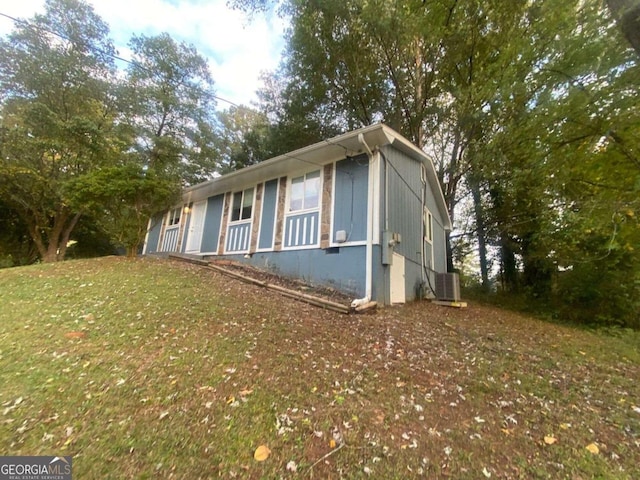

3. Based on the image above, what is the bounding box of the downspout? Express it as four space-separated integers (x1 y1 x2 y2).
420 165 426 284
351 133 375 308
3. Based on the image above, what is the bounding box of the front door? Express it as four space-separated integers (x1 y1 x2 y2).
185 201 206 253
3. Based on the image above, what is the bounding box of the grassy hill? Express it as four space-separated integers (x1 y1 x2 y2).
1 257 638 479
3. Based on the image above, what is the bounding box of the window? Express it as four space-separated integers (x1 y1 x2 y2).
231 187 254 221
289 170 320 212
167 207 181 226
424 208 433 243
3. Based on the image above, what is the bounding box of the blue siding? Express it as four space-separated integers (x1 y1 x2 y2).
226 221 251 252
223 246 366 298
258 179 278 250
333 155 368 243
382 145 424 267
284 211 319 248
379 145 449 302
404 260 424 302
201 194 224 253
371 245 384 303
145 214 163 254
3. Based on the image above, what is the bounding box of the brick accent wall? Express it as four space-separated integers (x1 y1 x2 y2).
273 176 287 251
320 163 333 248
217 192 231 255
158 212 167 251
249 183 264 254
176 204 187 252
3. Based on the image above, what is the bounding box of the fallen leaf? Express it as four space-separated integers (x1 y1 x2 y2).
239 389 253 396
64 331 86 339
544 435 557 445
586 443 599 454
482 466 492 478
254 445 271 462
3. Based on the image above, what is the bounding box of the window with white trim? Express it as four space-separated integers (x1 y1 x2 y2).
289 170 320 212
167 207 181 226
231 187 254 222
424 207 433 244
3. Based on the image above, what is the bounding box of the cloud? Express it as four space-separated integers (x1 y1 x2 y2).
0 0 285 108
89 0 286 107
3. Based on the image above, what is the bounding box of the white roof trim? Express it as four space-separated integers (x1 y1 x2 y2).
183 123 452 231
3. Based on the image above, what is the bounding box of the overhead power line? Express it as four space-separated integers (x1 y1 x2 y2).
0 11 239 108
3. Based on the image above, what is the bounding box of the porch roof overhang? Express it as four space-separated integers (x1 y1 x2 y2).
183 123 452 231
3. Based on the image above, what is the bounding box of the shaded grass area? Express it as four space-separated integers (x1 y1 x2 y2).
0 257 638 479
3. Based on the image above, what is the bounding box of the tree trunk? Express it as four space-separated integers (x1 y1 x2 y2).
25 210 81 262
57 213 81 261
521 233 553 299
445 231 454 273
126 244 139 257
441 130 462 273
500 236 519 292
469 177 489 290
606 0 640 57
490 186 519 292
43 243 60 263
28 221 49 262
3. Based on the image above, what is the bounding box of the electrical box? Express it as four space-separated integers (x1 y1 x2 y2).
382 230 392 265
382 231 402 265
335 230 347 243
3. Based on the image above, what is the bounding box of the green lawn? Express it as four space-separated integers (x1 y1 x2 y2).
1 257 638 479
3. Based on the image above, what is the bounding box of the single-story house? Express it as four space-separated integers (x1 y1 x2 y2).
143 123 453 305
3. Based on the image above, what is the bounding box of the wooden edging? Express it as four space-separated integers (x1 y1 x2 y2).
168 254 351 314
432 300 468 308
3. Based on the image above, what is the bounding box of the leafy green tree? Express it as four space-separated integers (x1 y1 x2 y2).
215 105 271 173
78 32 222 254
0 199 38 267
0 0 117 262
606 0 640 56
122 33 219 186
66 163 178 256
236 0 640 326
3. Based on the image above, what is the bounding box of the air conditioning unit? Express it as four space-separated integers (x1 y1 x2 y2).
435 273 461 302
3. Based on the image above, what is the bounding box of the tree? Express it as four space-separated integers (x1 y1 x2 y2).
236 0 640 326
215 105 271 173
606 0 640 57
0 199 38 267
67 163 178 256
122 33 219 186
0 0 117 262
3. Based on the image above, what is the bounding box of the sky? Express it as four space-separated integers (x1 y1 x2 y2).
0 0 287 109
